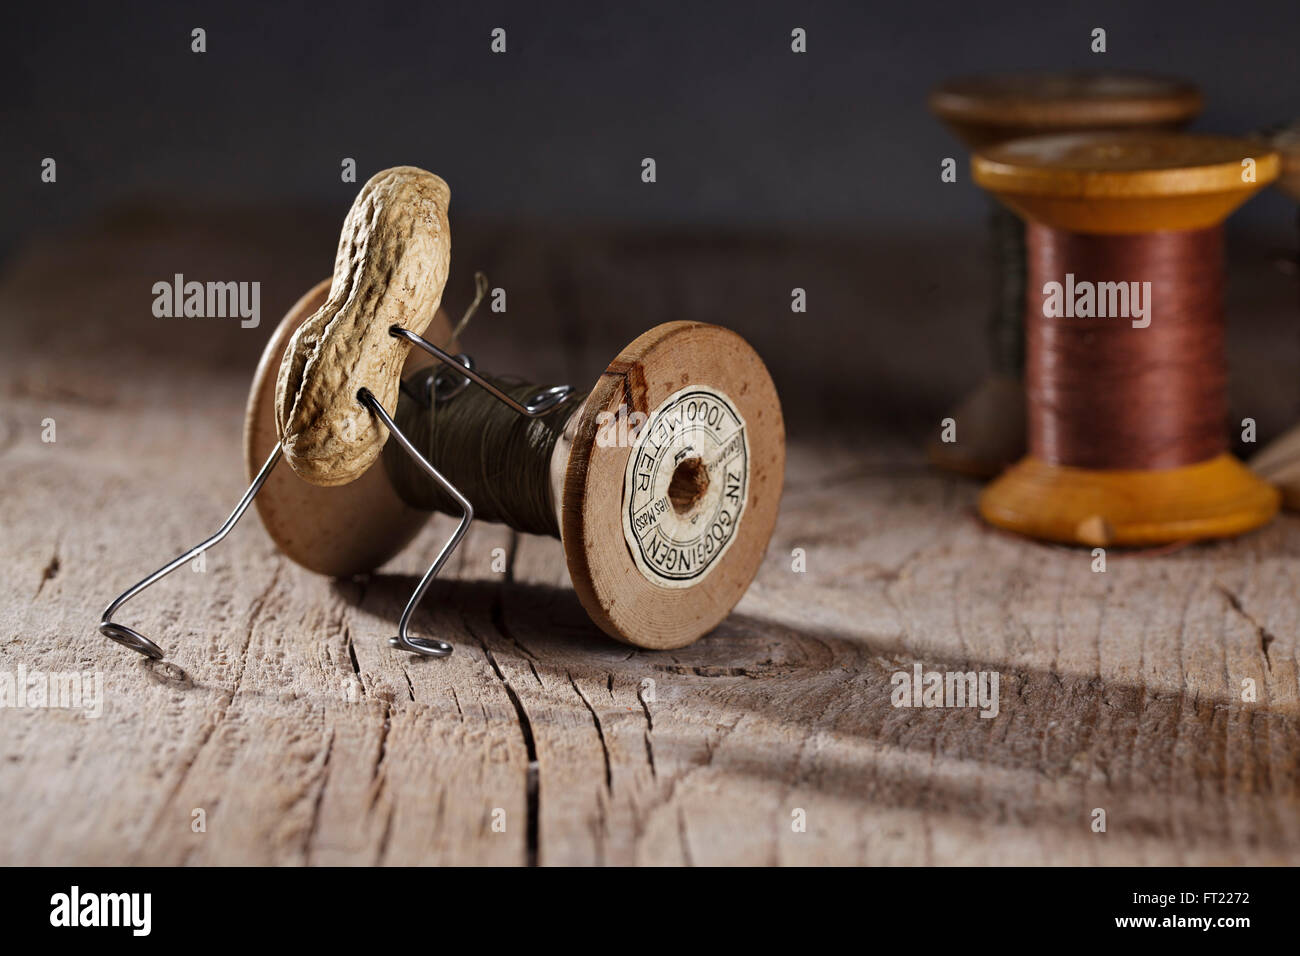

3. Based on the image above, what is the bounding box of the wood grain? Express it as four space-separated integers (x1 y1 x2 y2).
0 208 1297 865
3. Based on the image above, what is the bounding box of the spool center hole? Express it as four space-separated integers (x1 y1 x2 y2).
668 457 710 515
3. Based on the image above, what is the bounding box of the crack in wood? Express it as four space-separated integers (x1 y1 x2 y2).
370 702 391 790
568 671 613 792
637 683 656 779
468 612 540 866
375 802 396 866
34 548 59 600
1216 584 1278 671
676 805 694 866
340 621 370 702
304 727 336 863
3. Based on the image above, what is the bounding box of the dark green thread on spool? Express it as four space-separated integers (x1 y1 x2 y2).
382 375 588 537
988 201 1026 376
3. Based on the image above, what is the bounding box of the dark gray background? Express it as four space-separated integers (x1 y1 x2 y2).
4 0 1299 253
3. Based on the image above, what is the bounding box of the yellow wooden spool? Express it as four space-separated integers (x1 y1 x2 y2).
971 132 1280 547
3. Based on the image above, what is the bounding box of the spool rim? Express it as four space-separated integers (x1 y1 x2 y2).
980 454 1279 547
1269 121 1300 201
560 321 785 650
973 132 1279 233
973 132 1280 199
929 72 1203 130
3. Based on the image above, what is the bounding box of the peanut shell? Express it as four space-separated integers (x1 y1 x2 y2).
274 166 451 486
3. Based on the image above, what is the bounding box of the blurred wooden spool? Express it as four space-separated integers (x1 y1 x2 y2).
1248 124 1300 508
927 73 1202 478
972 131 1279 546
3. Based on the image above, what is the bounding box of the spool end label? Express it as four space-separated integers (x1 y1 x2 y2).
621 386 749 589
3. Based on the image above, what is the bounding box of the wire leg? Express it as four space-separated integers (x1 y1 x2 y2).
358 388 473 658
99 444 284 660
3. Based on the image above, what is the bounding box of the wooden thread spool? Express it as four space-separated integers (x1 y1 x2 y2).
928 73 1202 478
247 284 785 651
1248 123 1300 508
102 166 783 661
971 132 1280 547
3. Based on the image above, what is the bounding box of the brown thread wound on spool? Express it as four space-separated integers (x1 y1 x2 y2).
382 376 588 537
1025 223 1226 470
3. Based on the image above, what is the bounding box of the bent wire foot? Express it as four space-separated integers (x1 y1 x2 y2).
102 358 524 663
373 323 575 656
358 388 472 658
99 444 284 660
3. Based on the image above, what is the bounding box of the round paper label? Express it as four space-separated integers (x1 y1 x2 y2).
621 386 749 588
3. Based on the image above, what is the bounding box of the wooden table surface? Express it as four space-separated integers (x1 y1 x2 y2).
1 206 1298 865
